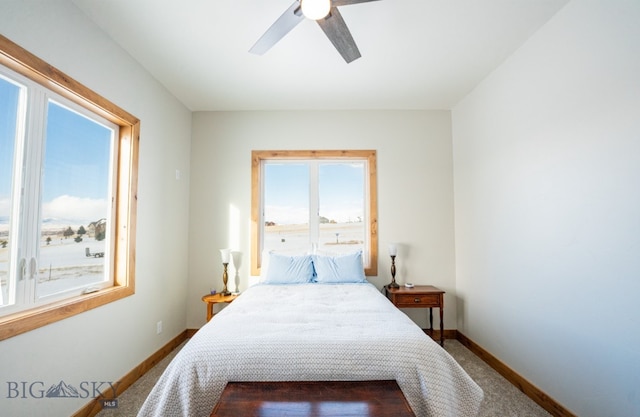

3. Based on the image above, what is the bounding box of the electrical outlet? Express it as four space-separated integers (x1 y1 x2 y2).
156 321 163 334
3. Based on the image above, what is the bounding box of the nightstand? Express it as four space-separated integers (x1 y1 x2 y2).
384 285 445 347
201 293 238 322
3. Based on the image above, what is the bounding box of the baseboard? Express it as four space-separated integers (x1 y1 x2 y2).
71 330 190 417
455 331 576 417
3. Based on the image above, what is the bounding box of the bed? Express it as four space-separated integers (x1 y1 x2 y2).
138 253 483 417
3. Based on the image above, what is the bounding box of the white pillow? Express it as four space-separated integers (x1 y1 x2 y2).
312 251 367 283
262 253 315 284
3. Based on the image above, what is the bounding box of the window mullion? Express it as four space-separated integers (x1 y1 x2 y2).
20 88 47 305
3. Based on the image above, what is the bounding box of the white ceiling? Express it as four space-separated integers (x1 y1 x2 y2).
72 0 569 111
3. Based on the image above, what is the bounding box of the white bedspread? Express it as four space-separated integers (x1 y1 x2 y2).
137 283 483 417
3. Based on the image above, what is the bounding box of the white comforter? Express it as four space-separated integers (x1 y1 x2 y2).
138 283 483 417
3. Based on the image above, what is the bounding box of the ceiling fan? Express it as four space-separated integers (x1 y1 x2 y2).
249 0 380 63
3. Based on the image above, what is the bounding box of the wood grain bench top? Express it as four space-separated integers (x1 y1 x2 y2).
210 380 416 417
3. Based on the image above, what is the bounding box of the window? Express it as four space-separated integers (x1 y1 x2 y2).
251 150 377 276
0 35 139 340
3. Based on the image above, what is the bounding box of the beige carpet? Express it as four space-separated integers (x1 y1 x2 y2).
444 341 552 417
95 339 551 417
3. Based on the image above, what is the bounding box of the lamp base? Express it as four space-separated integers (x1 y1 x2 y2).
221 263 231 296
388 255 398 290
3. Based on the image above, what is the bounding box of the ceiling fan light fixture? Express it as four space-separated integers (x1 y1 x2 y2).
301 0 331 20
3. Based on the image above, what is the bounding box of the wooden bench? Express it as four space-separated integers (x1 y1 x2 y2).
210 380 415 417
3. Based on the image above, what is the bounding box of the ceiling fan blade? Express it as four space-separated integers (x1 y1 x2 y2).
316 8 361 63
332 0 381 6
249 1 304 55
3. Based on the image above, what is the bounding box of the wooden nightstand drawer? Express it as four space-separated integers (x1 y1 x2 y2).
394 293 440 307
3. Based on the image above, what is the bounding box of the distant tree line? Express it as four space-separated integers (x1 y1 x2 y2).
62 222 105 243
1 221 106 248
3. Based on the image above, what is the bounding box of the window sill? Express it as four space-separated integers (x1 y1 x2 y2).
0 285 134 341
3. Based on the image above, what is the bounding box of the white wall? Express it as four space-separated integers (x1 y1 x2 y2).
0 1 192 416
452 1 640 416
187 110 457 329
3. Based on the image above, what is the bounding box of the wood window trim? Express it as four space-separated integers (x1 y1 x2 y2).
251 150 378 277
0 35 139 341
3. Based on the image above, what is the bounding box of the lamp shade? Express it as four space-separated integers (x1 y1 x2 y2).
220 248 231 263
301 0 331 20
388 243 397 257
